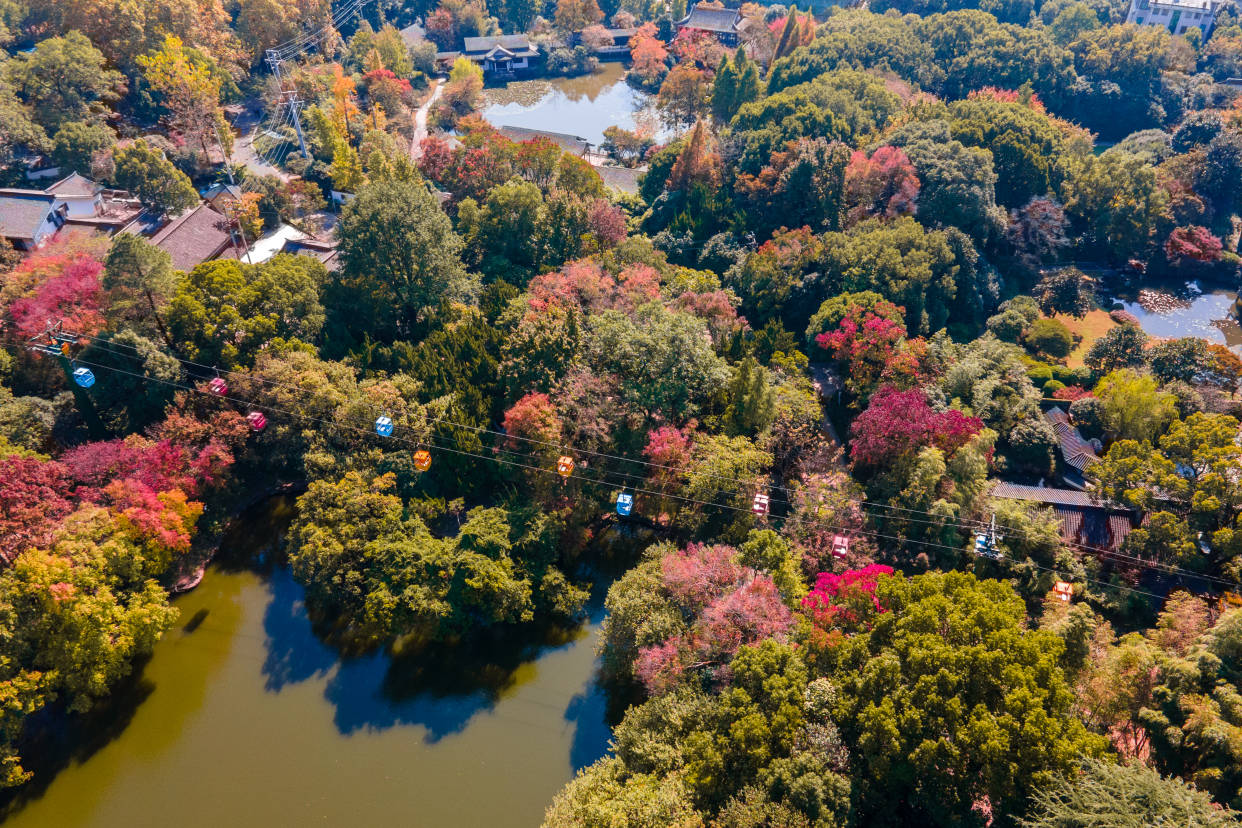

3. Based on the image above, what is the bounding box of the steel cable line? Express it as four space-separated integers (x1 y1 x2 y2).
53 331 1002 540
40 330 1242 589
0 339 1195 603
270 0 372 60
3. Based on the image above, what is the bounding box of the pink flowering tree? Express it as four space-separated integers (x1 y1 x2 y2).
6 253 107 339
502 392 563 450
1164 225 1223 265
850 386 983 472
844 146 920 224
587 199 628 248
634 543 794 695
802 564 894 629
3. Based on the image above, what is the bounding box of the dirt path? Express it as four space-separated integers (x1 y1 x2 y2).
411 80 444 160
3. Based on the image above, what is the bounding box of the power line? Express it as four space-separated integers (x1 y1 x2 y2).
7 336 1223 606
38 328 1242 589
56 329 1242 589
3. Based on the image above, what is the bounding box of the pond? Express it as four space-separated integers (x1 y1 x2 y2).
1 499 611 828
480 62 664 147
1103 279 1242 351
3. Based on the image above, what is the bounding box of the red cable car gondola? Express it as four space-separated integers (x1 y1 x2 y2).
246 411 267 431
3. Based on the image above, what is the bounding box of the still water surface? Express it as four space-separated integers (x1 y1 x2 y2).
1105 280 1242 351
4 504 610 827
481 62 663 146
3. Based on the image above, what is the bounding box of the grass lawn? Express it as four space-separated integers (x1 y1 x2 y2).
1054 309 1118 368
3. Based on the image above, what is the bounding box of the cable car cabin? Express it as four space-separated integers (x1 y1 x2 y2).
557 456 575 477
246 411 267 431
1053 581 1073 603
752 493 770 517
375 416 394 437
413 449 432 471
616 492 633 516
831 534 850 559
208 377 229 396
72 366 95 388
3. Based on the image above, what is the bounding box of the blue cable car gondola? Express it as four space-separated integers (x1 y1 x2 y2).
616 492 633 516
72 366 95 388
375 415 394 437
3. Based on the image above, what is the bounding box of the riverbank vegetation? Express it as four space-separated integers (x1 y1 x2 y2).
2 0 1242 823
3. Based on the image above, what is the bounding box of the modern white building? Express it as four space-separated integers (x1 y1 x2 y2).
1125 0 1219 36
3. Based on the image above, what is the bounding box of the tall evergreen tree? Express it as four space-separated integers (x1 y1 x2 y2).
711 56 738 123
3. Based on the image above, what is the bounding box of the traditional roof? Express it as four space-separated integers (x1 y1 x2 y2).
45 172 100 198
150 204 235 272
0 190 58 242
281 237 340 272
677 4 743 33
462 35 539 57
499 125 591 155
399 22 426 48
203 182 243 201
990 482 1096 507
1045 407 1101 473
594 164 642 194
990 482 1140 552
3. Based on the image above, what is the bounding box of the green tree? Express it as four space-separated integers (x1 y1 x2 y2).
893 123 1004 244
832 570 1108 822
723 356 776 436
166 254 327 369
1024 317 1075 358
51 121 115 177
584 303 731 420
3 32 124 132
288 472 556 649
1094 368 1176 441
332 179 474 345
1034 267 1094 318
1149 337 1215 384
111 140 198 216
1022 759 1240 827
1084 324 1148 376
0 78 49 173
103 233 179 349
1061 150 1170 262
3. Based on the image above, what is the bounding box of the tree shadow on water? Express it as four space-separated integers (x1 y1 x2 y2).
0 670 155 820
260 567 338 692
324 616 592 742
259 564 604 744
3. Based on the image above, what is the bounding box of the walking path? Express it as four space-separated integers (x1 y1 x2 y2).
411 80 444 160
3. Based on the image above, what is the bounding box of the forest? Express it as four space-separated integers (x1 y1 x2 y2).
1 0 1242 824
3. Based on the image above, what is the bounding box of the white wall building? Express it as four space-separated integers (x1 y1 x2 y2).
1126 0 1219 36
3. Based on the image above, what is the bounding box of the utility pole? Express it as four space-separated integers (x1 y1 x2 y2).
288 95 310 161
265 49 311 162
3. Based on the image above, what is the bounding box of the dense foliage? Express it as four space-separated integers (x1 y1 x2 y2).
2 0 1242 822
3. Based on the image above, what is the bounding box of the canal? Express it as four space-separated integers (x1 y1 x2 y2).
480 62 664 147
1 500 612 828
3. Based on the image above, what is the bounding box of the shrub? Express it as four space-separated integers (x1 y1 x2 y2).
1024 318 1074 359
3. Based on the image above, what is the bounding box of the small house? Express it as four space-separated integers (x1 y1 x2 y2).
677 4 746 45
203 182 244 214
150 203 237 272
1045 406 1101 489
0 189 63 250
458 35 540 77
990 482 1143 555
